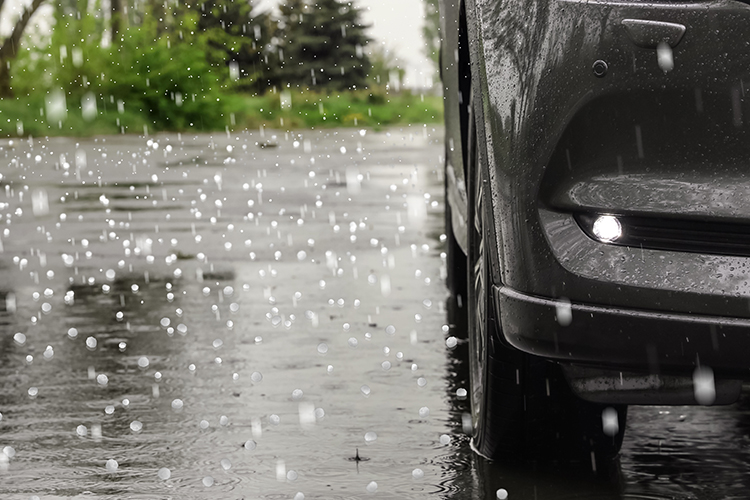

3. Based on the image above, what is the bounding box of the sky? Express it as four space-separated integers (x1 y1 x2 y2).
255 0 436 88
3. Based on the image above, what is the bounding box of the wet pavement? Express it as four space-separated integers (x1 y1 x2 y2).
0 127 749 499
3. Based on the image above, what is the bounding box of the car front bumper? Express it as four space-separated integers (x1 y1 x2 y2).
494 284 750 379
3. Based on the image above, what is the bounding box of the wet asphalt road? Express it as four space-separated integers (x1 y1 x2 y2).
0 127 749 499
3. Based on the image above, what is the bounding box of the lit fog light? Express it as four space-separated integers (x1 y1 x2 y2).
592 215 622 242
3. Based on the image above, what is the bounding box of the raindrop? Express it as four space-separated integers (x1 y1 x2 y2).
158 467 171 480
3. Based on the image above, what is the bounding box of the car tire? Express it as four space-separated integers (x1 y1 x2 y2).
465 98 627 467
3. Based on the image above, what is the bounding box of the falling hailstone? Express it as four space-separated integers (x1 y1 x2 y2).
496 488 509 499
294 493 305 500
693 366 716 405
105 459 118 473
656 41 674 73
202 476 214 487
366 481 378 494
419 407 430 418
171 399 184 411
412 468 424 479
158 467 171 480
602 407 619 436
244 440 257 450
439 434 451 445
364 431 377 443
555 298 572 326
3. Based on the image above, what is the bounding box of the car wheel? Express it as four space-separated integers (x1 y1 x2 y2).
465 96 627 467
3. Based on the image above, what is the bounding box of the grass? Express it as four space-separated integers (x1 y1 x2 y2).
0 89 443 138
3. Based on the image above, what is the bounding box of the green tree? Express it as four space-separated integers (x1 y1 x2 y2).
0 0 48 97
270 0 371 91
190 0 274 92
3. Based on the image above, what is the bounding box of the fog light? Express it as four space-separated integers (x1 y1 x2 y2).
592 215 622 242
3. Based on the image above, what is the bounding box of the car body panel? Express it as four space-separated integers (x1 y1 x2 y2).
441 0 750 375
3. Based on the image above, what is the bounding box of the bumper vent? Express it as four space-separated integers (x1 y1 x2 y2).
575 213 750 257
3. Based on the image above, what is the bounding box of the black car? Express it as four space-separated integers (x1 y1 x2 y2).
440 0 750 463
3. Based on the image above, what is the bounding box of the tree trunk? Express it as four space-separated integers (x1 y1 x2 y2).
0 0 47 97
111 0 122 43
0 62 11 98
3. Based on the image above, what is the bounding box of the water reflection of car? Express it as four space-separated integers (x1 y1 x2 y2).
440 0 750 463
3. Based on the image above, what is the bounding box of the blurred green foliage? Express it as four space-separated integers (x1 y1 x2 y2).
0 89 442 137
0 0 436 136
